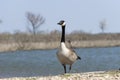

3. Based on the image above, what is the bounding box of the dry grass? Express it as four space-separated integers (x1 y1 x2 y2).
0 40 120 52
0 32 120 52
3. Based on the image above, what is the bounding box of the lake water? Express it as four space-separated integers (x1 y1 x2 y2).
0 47 120 78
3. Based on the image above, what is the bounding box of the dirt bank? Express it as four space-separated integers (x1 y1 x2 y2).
1 70 120 80
0 40 120 52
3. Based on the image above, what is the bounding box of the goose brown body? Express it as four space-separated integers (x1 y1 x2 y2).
57 42 78 64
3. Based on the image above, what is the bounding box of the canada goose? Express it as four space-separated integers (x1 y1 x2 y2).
56 20 81 73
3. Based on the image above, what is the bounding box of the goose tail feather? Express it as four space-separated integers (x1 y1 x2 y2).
77 56 81 60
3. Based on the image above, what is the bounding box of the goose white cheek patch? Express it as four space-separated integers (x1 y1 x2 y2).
62 22 66 26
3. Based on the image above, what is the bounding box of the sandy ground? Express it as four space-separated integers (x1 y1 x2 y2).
0 70 120 80
0 40 120 52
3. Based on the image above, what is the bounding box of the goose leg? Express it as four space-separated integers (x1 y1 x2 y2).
69 65 72 72
62 64 66 73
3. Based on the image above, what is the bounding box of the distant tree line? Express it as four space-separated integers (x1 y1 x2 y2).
0 30 120 44
0 12 113 45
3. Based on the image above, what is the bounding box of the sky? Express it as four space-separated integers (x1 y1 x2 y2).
0 0 120 33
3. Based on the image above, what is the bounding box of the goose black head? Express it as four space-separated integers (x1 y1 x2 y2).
57 20 66 27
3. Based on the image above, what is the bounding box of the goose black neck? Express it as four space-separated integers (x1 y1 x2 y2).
61 26 65 42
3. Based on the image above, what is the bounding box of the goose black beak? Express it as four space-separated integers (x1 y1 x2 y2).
57 22 61 25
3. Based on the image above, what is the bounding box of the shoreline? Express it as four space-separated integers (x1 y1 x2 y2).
1 70 120 80
0 40 120 52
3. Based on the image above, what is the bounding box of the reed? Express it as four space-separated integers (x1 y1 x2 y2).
0 40 120 52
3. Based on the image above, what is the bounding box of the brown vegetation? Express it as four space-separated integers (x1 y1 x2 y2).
1 31 120 43
0 31 120 52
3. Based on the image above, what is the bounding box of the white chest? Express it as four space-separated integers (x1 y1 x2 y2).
60 42 69 55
